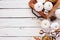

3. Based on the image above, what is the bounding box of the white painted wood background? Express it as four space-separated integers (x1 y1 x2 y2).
0 0 60 40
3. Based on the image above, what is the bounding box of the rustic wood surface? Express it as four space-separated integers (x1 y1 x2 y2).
0 0 59 40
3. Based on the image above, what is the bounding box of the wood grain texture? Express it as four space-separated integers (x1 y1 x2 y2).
0 0 30 8
0 28 41 36
0 37 34 40
0 0 59 8
0 37 59 40
0 9 35 17
0 0 59 40
0 18 41 28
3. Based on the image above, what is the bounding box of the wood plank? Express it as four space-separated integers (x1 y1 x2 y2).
0 28 41 36
0 0 59 8
0 28 59 40
0 37 59 40
0 0 30 8
0 37 34 40
0 18 59 28
0 18 41 28
0 9 35 17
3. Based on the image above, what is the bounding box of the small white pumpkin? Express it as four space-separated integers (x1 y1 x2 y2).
44 10 48 15
55 9 60 19
44 1 53 11
41 20 50 28
34 2 43 11
51 22 59 30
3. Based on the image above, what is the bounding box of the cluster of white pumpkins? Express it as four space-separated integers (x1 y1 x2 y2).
34 0 53 12
41 19 60 30
34 0 60 18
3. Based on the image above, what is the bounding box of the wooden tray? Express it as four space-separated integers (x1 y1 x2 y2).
29 0 60 19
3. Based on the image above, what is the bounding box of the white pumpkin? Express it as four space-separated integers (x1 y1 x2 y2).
34 2 43 11
41 20 50 28
55 9 60 19
51 22 59 30
44 1 53 11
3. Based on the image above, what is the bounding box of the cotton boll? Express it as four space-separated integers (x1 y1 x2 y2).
34 2 43 11
41 20 50 28
37 0 46 3
55 9 60 19
51 22 59 30
44 1 53 11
